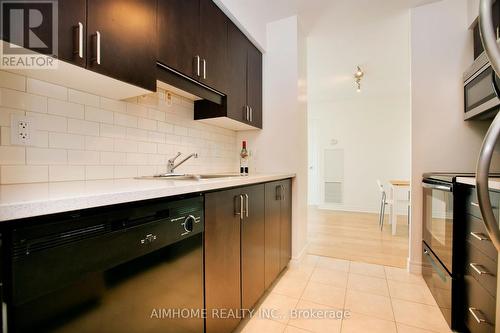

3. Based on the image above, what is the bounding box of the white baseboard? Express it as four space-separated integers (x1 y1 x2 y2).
317 204 409 216
292 242 309 263
407 258 423 275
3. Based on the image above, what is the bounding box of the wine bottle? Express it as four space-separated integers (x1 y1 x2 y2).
240 141 249 176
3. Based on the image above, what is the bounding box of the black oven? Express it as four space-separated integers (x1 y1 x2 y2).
422 173 469 331
464 53 500 120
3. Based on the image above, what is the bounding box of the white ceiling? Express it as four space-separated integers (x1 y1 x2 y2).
251 0 442 32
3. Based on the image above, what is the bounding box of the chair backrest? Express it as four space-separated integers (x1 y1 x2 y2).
376 180 385 194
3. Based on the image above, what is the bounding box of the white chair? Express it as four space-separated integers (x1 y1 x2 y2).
376 180 392 231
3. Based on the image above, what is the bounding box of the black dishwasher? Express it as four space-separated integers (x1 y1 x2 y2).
4 195 204 333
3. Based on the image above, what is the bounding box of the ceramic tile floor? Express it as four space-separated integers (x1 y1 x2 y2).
236 255 452 333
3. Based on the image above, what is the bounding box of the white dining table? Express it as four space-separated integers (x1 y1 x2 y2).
388 180 411 236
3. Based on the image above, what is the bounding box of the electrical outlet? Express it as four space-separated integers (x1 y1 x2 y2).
10 115 33 146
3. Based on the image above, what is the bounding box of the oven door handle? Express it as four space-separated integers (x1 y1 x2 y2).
422 182 453 192
476 0 500 253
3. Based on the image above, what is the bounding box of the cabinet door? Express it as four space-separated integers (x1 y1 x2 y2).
205 189 242 333
247 43 263 128
279 180 292 271
241 184 265 311
58 0 86 67
199 0 227 93
265 182 282 289
157 0 200 80
227 22 248 124
87 0 157 91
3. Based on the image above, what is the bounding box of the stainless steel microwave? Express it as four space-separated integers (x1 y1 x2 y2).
463 52 500 120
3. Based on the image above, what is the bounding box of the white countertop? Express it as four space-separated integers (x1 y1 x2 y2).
456 177 500 191
0 173 295 222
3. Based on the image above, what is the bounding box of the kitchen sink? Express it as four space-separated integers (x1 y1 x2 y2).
143 173 242 180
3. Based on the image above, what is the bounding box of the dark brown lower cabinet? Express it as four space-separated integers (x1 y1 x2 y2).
205 179 292 333
241 185 265 310
205 188 242 333
264 179 292 288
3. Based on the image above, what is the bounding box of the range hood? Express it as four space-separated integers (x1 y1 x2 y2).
156 62 224 104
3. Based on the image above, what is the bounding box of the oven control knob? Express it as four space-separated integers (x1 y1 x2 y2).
183 215 196 233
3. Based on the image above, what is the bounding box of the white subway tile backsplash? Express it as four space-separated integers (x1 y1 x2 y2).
49 132 85 150
138 118 157 131
1 89 47 113
114 165 138 178
148 131 165 143
0 71 25 91
100 97 126 113
0 146 25 165
114 112 138 128
0 71 237 184
27 79 67 100
137 142 157 154
68 150 100 165
114 139 138 153
85 165 114 180
27 112 67 132
1 165 48 184
48 99 84 119
27 148 66 165
148 109 165 122
68 89 100 107
157 121 174 133
126 103 148 118
126 127 149 141
100 152 127 165
100 124 126 139
0 107 25 127
68 119 100 136
85 136 114 152
85 106 113 124
49 165 85 182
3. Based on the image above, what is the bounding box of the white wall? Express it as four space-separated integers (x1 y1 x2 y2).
307 1 412 213
237 16 309 259
410 0 500 272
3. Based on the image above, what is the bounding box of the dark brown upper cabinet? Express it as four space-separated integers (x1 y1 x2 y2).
226 22 249 124
247 43 263 128
57 0 87 68
157 0 227 93
87 0 157 91
199 0 228 93
195 21 263 130
158 0 200 79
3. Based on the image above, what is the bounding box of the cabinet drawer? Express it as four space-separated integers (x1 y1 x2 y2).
466 215 497 262
466 188 500 223
466 240 497 297
465 275 496 333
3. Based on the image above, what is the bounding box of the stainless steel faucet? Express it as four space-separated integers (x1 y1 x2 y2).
167 152 198 174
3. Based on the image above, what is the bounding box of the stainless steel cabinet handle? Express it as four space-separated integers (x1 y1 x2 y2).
246 106 250 121
235 195 243 217
281 185 285 201
469 307 487 324
469 263 493 275
202 59 207 79
74 22 84 58
244 194 249 218
477 0 500 252
92 31 101 65
195 56 201 77
470 232 490 241
249 107 253 122
276 185 282 201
